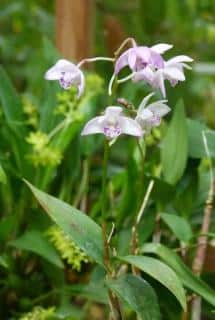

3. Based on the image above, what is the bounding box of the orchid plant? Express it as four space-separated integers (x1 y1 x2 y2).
23 37 215 320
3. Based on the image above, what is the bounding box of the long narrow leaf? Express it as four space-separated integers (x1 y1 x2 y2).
142 243 215 307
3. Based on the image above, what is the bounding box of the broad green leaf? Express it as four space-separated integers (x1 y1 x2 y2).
0 67 31 175
161 100 188 185
0 215 16 242
39 82 60 132
10 230 63 268
0 256 9 269
0 66 26 137
142 243 215 307
0 164 7 184
120 255 186 310
187 119 215 158
24 180 104 266
161 213 193 243
106 274 161 320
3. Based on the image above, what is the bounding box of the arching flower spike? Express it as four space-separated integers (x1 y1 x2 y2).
45 59 85 98
81 106 143 140
135 93 170 132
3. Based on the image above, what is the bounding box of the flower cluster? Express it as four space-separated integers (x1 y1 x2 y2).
26 131 62 167
19 306 55 320
45 38 192 141
47 226 89 271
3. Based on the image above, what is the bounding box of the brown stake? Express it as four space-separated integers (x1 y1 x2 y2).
56 0 93 60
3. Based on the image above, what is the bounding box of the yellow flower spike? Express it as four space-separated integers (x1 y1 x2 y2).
47 226 89 272
26 131 49 152
19 306 55 320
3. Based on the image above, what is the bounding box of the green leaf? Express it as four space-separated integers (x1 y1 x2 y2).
120 255 186 310
187 119 215 158
161 213 193 243
106 274 161 320
24 180 104 266
0 66 26 137
0 164 7 184
142 243 215 307
161 100 188 185
0 256 9 269
10 230 63 268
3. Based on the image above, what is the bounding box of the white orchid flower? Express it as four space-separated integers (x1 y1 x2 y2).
135 93 170 132
45 59 85 98
81 106 143 140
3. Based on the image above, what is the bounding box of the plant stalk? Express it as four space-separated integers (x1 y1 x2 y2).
101 141 123 320
190 132 214 320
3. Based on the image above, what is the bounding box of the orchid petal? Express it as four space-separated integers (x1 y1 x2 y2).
105 106 123 117
77 72 85 98
81 116 104 136
132 66 155 83
128 50 137 70
166 55 193 65
137 92 155 114
138 108 154 120
156 72 166 98
147 102 171 117
119 116 143 137
151 43 173 54
45 59 76 80
114 50 130 74
150 50 164 68
163 67 185 81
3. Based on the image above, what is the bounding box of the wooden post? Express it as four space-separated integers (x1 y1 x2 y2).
56 0 92 61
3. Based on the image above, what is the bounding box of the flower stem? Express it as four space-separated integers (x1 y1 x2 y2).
100 141 123 320
136 139 145 166
101 140 109 220
117 72 136 84
48 118 68 140
130 180 154 274
73 159 89 208
77 57 114 68
114 37 137 58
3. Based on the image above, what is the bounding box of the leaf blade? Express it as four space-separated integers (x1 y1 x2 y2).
120 255 186 310
142 243 215 307
24 180 104 266
106 274 161 320
161 213 193 243
10 230 63 268
161 99 188 185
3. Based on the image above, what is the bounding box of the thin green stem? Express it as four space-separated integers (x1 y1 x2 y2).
47 118 68 140
101 140 109 220
136 138 145 165
117 72 136 84
73 159 89 208
100 141 123 320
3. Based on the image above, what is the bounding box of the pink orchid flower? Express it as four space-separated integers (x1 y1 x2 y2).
135 93 170 132
45 59 85 98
